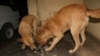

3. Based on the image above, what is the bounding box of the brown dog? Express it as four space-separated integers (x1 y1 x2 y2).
36 4 100 53
18 15 38 50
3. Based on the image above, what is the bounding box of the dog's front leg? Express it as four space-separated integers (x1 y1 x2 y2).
22 43 26 49
17 38 26 49
45 33 64 51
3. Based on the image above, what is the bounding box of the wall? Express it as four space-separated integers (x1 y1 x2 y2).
37 0 83 22
27 0 38 17
83 0 100 40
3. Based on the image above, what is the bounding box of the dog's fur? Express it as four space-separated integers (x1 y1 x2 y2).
36 4 100 53
18 15 38 50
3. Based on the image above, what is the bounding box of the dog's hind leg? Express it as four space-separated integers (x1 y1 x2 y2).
80 28 86 46
69 26 81 53
80 17 88 46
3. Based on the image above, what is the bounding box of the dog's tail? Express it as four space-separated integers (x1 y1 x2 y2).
87 8 100 18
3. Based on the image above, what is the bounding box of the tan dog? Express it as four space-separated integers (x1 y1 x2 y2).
36 4 100 53
18 15 38 50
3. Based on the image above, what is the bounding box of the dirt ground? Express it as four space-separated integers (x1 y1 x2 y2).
0 31 100 56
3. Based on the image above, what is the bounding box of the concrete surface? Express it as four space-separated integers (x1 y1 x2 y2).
0 31 100 56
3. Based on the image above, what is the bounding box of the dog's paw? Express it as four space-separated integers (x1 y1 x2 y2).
68 50 74 54
30 46 36 50
45 48 50 51
22 45 25 49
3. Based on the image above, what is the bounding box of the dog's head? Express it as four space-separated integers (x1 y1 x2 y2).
24 38 36 50
17 36 36 50
36 27 51 46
